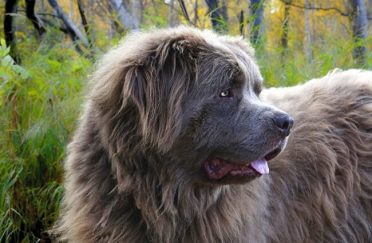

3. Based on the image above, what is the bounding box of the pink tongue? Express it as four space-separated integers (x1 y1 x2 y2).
250 159 269 175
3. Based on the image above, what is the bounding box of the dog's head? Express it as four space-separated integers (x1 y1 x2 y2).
91 27 293 185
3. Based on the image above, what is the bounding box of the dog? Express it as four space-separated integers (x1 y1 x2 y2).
54 26 372 242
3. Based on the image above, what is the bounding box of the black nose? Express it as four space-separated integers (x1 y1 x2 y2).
272 113 294 136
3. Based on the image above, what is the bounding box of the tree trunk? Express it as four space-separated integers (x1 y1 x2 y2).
4 0 20 63
194 0 199 25
107 0 123 35
304 0 312 62
131 0 143 28
205 0 228 33
280 0 290 64
25 0 46 36
77 0 94 52
167 0 179 27
281 1 289 50
69 0 74 18
239 10 245 36
109 0 139 30
221 0 228 25
40 0 45 12
249 0 264 45
351 0 368 66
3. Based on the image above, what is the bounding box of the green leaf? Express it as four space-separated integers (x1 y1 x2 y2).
12 65 30 79
1 56 14 67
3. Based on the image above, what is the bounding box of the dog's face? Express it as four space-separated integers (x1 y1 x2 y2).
181 53 291 184
168 36 293 185
93 27 293 185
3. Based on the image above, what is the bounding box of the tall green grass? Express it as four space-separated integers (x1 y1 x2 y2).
0 31 371 242
0 39 90 242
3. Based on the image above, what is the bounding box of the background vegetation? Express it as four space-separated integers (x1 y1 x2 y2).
0 0 371 242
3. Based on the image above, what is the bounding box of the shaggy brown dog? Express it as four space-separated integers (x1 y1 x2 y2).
54 27 372 242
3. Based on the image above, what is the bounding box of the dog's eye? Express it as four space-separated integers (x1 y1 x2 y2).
219 89 233 98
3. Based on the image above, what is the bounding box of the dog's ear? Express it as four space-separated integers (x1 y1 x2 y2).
132 37 199 151
119 37 199 106
91 34 201 154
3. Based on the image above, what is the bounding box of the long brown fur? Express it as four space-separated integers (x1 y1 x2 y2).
54 26 372 242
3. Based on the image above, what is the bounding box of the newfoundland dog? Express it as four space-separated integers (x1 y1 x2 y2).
54 26 372 242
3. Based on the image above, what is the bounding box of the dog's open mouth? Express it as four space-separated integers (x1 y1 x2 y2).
204 147 282 180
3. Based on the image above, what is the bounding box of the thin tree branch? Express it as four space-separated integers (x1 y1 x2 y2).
34 12 59 18
18 10 69 33
239 10 244 36
47 0 90 56
177 0 192 25
279 0 350 17
17 9 60 19
39 16 68 33
47 0 89 45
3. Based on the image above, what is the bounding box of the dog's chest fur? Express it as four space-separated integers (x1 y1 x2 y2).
110 176 272 243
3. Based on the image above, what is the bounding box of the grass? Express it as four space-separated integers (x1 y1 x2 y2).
0 38 90 242
0 30 371 242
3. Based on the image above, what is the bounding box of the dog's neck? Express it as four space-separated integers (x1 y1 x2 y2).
116 160 272 242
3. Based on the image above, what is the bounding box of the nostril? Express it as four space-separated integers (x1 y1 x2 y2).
282 120 289 130
272 114 294 136
283 117 294 130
